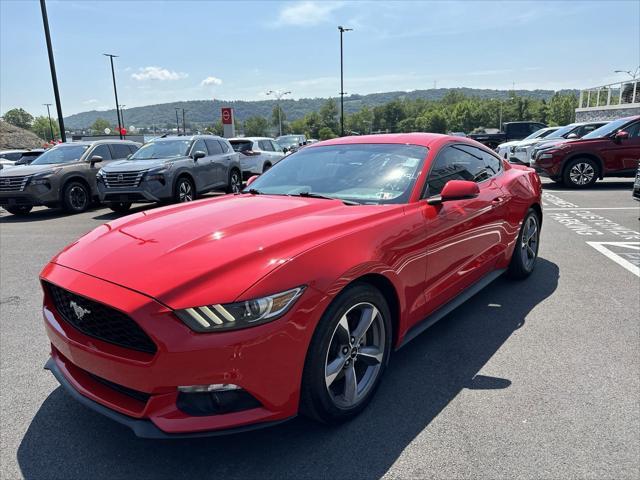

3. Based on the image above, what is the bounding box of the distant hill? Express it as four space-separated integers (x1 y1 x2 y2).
63 87 579 129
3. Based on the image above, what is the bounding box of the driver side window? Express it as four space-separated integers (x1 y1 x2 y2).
424 145 489 197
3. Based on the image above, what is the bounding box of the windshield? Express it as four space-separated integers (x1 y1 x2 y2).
247 143 428 204
276 136 303 147
545 124 578 139
31 145 89 165
582 118 629 139
130 139 192 160
525 128 556 140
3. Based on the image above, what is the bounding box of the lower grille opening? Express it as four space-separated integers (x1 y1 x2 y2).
45 282 157 354
177 390 262 416
87 372 151 404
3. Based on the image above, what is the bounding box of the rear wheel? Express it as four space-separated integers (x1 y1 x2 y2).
108 202 132 213
563 157 598 188
507 208 540 279
301 283 392 424
4 205 32 215
226 168 241 193
62 181 90 213
174 176 195 203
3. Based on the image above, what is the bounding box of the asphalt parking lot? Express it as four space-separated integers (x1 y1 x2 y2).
1 179 638 480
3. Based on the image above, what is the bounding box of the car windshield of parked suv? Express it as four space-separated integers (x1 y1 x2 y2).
582 118 630 139
276 135 303 147
247 143 428 204
129 139 192 160
30 145 89 165
544 124 578 139
526 128 557 140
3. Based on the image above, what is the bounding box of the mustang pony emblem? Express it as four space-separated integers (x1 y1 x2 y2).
69 301 91 320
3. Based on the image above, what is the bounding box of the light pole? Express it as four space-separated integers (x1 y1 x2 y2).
40 0 66 142
266 90 291 137
338 26 353 137
614 67 640 79
182 109 187 134
103 53 123 139
174 108 180 134
43 103 54 141
119 105 126 132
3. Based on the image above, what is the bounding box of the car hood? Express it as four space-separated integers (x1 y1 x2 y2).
51 194 397 309
0 163 64 176
102 158 185 172
497 140 520 149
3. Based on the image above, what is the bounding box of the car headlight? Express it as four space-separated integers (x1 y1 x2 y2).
29 168 61 185
175 286 305 332
144 163 173 182
540 150 558 159
96 169 106 182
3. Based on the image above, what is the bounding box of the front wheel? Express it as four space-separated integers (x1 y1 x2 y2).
563 157 598 188
174 177 195 203
62 181 90 213
301 283 392 424
226 169 242 193
4 205 32 215
108 202 132 213
507 208 540 279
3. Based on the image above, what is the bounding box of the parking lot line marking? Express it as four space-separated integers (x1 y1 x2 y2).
544 207 640 211
586 241 640 278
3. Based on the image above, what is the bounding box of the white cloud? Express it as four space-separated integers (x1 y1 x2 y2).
201 76 223 87
276 1 343 27
131 66 188 81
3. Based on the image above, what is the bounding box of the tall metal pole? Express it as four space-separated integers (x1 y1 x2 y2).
338 26 352 137
119 104 126 130
40 0 66 142
266 90 291 137
104 54 122 139
175 108 180 133
182 109 186 134
43 103 54 141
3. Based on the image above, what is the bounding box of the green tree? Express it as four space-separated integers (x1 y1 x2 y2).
415 111 448 133
91 118 112 134
319 99 339 135
204 121 224 136
243 116 270 136
318 126 337 140
32 116 60 141
271 105 290 135
3 108 34 129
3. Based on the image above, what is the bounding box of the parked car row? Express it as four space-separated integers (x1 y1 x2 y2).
0 148 44 169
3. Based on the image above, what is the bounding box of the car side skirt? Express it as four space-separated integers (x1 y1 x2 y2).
397 268 506 349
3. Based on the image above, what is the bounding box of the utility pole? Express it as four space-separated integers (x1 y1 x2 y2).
182 109 186 134
174 108 180 134
43 103 54 141
103 53 123 139
40 0 66 142
266 90 291 136
119 105 126 132
338 25 353 137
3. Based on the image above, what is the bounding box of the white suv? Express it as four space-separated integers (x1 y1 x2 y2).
229 137 285 179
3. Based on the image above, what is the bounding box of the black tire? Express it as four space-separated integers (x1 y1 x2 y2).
506 208 540 280
4 205 32 215
174 176 195 203
62 180 90 213
108 202 132 213
300 283 392 424
563 157 598 188
226 168 242 193
262 162 272 173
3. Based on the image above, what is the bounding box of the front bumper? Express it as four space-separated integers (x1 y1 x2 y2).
0 184 60 207
41 262 325 437
97 181 171 203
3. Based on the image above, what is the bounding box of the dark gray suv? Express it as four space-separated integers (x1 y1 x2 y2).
97 135 242 212
0 140 140 215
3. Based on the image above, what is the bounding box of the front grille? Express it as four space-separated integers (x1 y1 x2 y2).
0 175 29 192
87 371 151 403
46 282 157 354
104 170 146 188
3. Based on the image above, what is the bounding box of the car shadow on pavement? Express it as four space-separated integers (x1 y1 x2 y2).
542 180 634 191
18 259 559 480
0 207 81 223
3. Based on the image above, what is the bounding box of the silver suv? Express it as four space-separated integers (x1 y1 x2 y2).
0 140 140 215
97 135 241 212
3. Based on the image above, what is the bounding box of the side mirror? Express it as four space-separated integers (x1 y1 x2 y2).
89 155 103 166
614 131 629 141
566 133 579 139
246 175 260 187
282 147 289 154
192 150 206 160
427 180 480 205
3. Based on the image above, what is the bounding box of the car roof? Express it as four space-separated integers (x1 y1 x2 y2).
152 134 225 142
229 137 272 141
309 133 459 149
60 139 140 146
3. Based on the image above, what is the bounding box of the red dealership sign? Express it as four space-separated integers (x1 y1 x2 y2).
221 107 233 125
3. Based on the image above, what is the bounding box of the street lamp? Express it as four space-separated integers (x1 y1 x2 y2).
174 108 181 134
119 105 126 132
103 53 123 139
43 103 54 141
338 25 353 137
266 90 291 136
614 67 640 79
182 109 187 135
39 0 66 142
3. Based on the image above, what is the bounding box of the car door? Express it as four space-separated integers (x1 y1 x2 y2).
190 139 212 192
421 144 507 316
601 121 640 173
205 139 228 189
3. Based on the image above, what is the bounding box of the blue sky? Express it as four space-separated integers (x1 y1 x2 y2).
1 0 638 117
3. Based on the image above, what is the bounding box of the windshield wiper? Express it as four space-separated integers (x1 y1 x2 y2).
291 191 360 205
244 188 261 195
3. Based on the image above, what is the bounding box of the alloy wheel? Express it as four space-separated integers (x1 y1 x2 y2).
69 185 88 210
178 180 193 202
324 302 386 408
520 214 539 271
230 171 241 193
569 162 595 186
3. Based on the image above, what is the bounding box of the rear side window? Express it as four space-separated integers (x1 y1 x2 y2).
458 145 502 176
110 143 133 159
425 145 491 196
218 140 231 153
0 152 23 161
205 139 223 154
90 144 112 160
191 139 208 155
507 124 530 138
259 140 274 151
270 140 282 152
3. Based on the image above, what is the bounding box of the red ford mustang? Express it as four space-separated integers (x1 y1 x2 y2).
41 133 542 438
